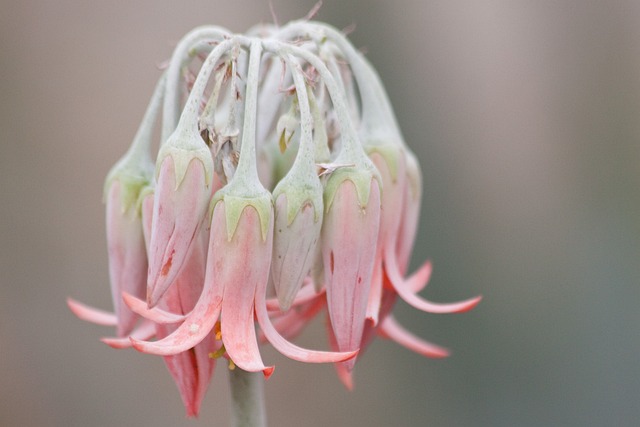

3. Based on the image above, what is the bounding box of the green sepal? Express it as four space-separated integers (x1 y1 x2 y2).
156 129 214 190
103 152 154 216
272 169 323 225
211 187 273 242
323 164 381 213
365 142 405 183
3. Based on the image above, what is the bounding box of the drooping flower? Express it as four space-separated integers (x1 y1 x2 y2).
69 18 481 417
130 39 357 375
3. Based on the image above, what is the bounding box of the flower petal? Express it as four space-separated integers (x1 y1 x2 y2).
365 255 383 326
378 315 450 358
67 298 118 326
130 224 223 355
105 181 147 336
256 256 358 363
385 251 482 314
101 321 156 349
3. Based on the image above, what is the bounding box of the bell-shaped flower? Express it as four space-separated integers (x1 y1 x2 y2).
270 62 324 312
271 192 322 311
142 188 217 417
146 128 214 307
364 143 407 326
321 165 381 372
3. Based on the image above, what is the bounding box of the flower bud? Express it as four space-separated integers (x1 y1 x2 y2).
271 194 321 311
270 161 323 311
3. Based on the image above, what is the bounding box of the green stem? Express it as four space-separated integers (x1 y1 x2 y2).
229 368 267 427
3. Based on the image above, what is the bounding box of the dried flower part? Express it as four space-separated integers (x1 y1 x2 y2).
68 19 480 417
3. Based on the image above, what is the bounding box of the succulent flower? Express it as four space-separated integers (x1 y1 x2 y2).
68 18 480 419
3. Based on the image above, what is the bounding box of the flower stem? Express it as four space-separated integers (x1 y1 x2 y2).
229 368 267 427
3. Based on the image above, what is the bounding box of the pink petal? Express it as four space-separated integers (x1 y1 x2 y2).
260 295 325 342
395 152 422 275
123 292 188 324
154 248 215 418
256 253 358 363
365 254 383 326
190 336 217 417
369 151 405 249
67 298 118 326
385 251 482 314
130 221 223 355
101 321 156 349
326 318 354 391
378 315 450 358
360 288 398 355
216 204 274 377
405 259 433 293
322 179 380 371
105 181 147 336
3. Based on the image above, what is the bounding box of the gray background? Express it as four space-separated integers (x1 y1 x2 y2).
1 1 639 426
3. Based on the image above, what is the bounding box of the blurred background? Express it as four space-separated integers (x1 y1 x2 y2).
1 1 639 426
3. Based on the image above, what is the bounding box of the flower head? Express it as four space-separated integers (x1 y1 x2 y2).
68 19 480 416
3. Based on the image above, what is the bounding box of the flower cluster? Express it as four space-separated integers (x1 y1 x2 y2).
68 20 481 417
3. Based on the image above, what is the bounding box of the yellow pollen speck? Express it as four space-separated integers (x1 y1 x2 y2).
209 344 227 359
228 360 236 370
214 321 222 340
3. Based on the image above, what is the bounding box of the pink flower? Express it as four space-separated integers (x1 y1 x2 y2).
69 22 482 419
322 172 381 374
141 190 216 417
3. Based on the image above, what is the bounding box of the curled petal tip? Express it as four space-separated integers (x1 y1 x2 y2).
101 337 134 349
336 366 354 391
67 298 118 326
386 252 482 314
263 366 275 379
458 295 482 313
129 337 159 354
379 315 451 359
365 314 378 327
